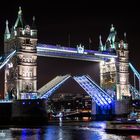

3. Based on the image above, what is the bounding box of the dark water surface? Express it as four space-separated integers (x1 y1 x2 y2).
0 121 140 140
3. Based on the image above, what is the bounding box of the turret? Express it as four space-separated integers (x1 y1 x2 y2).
123 32 128 50
99 35 104 51
31 16 37 37
106 24 117 50
14 7 24 29
4 20 11 41
114 31 120 49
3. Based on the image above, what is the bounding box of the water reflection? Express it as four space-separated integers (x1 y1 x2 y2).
129 135 140 140
0 130 12 139
0 122 140 140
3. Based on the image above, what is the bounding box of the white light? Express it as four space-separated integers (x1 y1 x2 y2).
22 30 25 35
14 31 17 36
8 62 13 68
110 58 115 63
0 58 9 69
30 30 33 36
37 46 78 53
0 50 16 70
77 44 84 54
100 61 105 66
94 53 117 58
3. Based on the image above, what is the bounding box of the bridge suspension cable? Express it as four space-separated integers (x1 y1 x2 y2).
0 50 16 70
129 62 140 99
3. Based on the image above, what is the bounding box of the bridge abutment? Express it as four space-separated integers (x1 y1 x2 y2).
11 99 48 124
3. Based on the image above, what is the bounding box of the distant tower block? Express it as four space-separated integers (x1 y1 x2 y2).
4 7 37 99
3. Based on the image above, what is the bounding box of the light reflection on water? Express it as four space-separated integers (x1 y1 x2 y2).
0 122 140 140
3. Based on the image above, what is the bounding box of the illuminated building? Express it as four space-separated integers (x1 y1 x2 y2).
116 37 130 100
99 25 130 100
4 7 37 99
3 15 131 101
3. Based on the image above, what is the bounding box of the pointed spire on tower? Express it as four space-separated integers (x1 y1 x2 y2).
106 24 116 48
18 6 22 15
31 16 36 29
31 16 37 37
123 32 128 49
124 32 127 43
4 20 11 41
110 24 115 32
14 6 25 29
114 31 119 49
99 35 104 51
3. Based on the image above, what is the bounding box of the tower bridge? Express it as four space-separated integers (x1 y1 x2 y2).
0 7 140 119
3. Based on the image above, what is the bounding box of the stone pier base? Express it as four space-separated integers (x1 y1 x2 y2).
113 100 131 119
12 99 48 124
91 100 131 120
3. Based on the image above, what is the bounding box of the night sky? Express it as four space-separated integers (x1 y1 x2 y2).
0 1 140 95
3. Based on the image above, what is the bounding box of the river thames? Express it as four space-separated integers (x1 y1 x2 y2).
0 121 140 140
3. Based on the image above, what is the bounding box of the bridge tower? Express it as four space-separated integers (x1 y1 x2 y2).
97 24 131 117
4 7 37 99
99 25 117 95
99 25 130 100
116 34 130 100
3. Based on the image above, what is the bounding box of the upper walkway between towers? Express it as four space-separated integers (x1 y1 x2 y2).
37 43 117 62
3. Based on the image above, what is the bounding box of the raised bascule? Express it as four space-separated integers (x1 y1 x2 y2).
0 7 140 121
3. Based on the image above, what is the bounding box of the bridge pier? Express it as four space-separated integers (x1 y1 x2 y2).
113 100 131 119
91 101 113 120
11 99 48 125
91 100 131 120
0 99 48 125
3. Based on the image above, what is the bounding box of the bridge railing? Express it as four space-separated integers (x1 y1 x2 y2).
130 85 140 100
